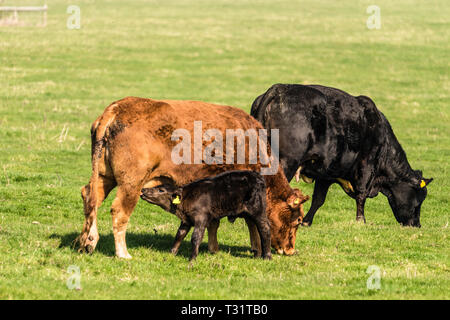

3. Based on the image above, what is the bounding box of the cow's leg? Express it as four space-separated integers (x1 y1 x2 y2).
355 195 367 223
190 217 208 261
253 216 272 260
110 185 141 259
244 217 262 257
171 221 191 255
302 179 332 226
353 157 377 224
78 177 116 253
207 219 220 254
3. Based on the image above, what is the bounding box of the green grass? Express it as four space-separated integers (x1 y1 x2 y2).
0 0 449 299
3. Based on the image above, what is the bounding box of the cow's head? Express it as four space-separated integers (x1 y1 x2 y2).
141 184 182 213
384 171 433 227
269 188 310 255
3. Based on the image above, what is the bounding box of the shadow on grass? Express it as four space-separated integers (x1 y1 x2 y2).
49 231 253 259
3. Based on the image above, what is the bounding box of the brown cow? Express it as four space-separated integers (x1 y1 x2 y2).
78 97 309 259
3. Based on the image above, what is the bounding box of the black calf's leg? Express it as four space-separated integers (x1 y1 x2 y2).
207 219 220 254
303 179 332 226
171 222 191 255
244 217 262 257
190 220 208 261
253 216 272 260
355 195 366 223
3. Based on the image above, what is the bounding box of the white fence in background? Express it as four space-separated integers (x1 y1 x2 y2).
0 3 47 27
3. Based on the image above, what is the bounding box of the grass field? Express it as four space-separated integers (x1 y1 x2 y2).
0 0 449 299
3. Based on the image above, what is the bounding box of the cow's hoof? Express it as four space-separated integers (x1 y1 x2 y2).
301 221 312 227
116 252 132 259
208 245 219 254
251 249 262 258
356 216 366 223
263 253 272 260
85 244 95 254
77 233 98 254
78 244 96 254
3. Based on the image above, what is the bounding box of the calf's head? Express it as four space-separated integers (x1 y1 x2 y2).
269 189 310 255
385 172 433 227
141 184 182 213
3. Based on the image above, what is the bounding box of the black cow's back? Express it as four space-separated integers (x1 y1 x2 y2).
251 83 431 227
251 84 385 182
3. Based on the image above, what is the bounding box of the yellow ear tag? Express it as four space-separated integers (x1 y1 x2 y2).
172 196 181 205
293 198 300 205
420 180 426 188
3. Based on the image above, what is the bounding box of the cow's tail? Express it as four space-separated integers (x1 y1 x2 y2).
250 84 283 125
84 105 117 216
250 93 265 122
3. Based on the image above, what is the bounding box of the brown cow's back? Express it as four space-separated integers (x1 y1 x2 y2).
101 97 267 187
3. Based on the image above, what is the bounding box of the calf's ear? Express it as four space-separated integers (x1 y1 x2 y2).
171 187 183 200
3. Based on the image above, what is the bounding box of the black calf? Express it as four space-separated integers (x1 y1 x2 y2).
141 170 272 261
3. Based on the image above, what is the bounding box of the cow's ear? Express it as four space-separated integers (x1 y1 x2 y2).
288 192 310 209
301 194 310 205
420 178 433 188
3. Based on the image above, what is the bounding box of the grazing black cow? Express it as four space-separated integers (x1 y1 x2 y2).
140 170 272 261
251 84 433 227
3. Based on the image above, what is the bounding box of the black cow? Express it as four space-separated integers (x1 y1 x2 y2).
140 170 272 261
251 84 433 227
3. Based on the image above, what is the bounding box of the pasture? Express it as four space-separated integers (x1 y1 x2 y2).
0 0 448 299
